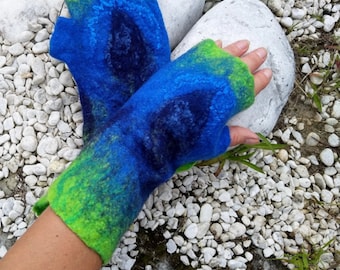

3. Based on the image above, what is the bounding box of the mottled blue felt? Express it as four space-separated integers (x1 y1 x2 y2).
34 40 254 263
50 0 170 142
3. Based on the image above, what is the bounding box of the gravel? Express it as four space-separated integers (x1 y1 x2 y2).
0 0 339 270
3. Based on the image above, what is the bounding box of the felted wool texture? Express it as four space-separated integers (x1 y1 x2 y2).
34 40 254 263
50 0 170 142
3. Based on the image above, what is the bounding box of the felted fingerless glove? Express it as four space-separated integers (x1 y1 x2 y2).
50 0 170 142
34 39 254 263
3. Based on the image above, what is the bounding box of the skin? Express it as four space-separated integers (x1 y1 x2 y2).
0 40 272 270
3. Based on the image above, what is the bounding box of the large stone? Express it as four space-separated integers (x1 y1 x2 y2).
158 0 205 49
172 0 295 135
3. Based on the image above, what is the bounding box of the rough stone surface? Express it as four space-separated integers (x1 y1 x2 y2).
158 0 205 49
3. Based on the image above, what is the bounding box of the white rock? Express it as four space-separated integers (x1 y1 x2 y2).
263 247 275 258
0 134 11 145
277 149 289 162
20 135 38 152
323 15 336 32
23 164 47 176
0 97 8 115
184 223 198 239
306 132 320 146
331 100 340 119
228 259 246 270
24 175 38 187
218 191 231 202
31 57 46 76
196 222 210 239
17 31 35 42
0 56 7 68
229 222 246 238
210 223 223 238
37 137 59 156
158 0 205 49
3 117 14 131
321 189 333 204
0 246 7 258
301 63 312 74
296 165 309 178
200 203 213 223
8 43 25 56
324 174 335 188
166 239 177 254
172 0 295 136
328 134 340 147
249 184 260 197
35 28 50 42
202 247 216 263
59 70 74 87
46 78 64 96
280 17 293 28
48 111 60 126
320 148 334 166
291 8 306 19
32 40 49 54
48 160 66 174
314 174 326 189
175 202 186 216
267 0 282 14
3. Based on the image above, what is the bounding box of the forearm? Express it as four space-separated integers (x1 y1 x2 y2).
0 207 101 270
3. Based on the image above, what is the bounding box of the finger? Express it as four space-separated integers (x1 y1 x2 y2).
221 40 250 57
241 47 268 73
229 126 260 146
253 68 272 95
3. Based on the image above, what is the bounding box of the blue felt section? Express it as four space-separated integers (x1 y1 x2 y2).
50 0 170 142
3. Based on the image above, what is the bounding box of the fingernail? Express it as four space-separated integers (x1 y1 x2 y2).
256 48 267 59
235 40 250 50
263 68 273 79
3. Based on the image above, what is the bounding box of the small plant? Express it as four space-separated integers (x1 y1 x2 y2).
279 238 336 270
176 133 286 175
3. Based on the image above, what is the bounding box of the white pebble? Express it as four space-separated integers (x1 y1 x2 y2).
166 239 177 254
32 40 49 54
23 164 47 176
0 56 7 68
202 247 216 264
320 148 335 166
20 135 38 152
200 203 213 223
0 97 7 116
292 8 306 19
331 100 340 118
229 222 246 238
59 70 74 87
184 223 198 239
37 137 58 156
328 134 339 147
8 43 25 56
0 246 7 258
321 190 333 204
306 132 320 146
218 191 231 202
323 15 336 32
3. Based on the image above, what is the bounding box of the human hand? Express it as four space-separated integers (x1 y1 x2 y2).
216 40 272 146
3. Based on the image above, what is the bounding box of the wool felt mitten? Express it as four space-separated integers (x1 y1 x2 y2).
34 39 254 263
50 0 170 142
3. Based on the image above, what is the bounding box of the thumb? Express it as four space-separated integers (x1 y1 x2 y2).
229 126 260 146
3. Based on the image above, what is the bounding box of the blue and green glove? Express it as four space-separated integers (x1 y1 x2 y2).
50 0 170 142
34 39 255 263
